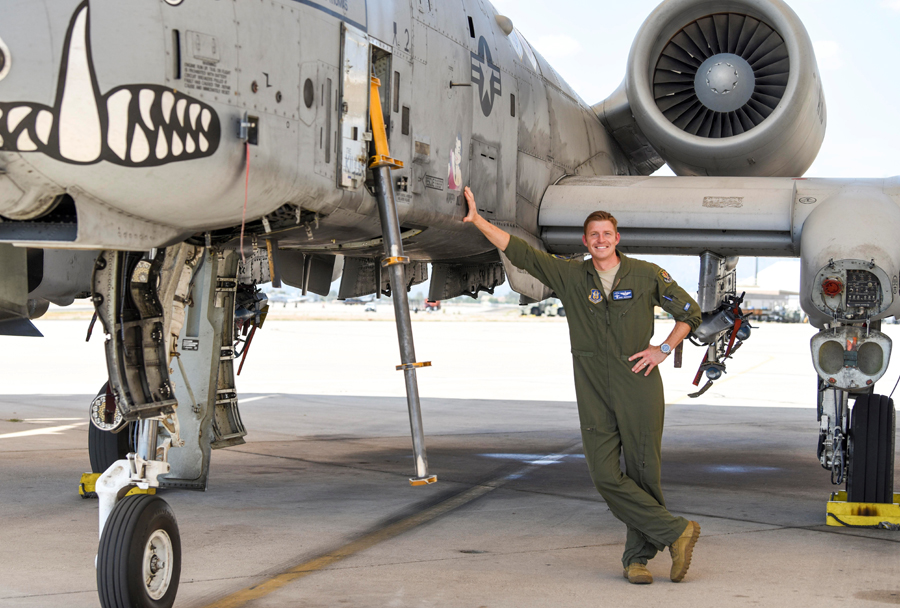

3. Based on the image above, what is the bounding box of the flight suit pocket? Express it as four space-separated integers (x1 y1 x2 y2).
616 287 647 316
571 349 595 357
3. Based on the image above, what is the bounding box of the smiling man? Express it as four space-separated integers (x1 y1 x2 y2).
463 186 702 584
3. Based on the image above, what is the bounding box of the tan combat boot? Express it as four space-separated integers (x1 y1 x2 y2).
669 520 700 582
623 563 653 584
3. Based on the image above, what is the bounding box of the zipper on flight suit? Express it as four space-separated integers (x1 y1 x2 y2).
606 278 621 326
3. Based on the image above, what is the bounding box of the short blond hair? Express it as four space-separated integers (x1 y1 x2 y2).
583 211 618 235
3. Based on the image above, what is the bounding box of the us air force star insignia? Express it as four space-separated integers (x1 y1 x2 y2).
659 270 673 284
589 289 602 304
470 36 502 117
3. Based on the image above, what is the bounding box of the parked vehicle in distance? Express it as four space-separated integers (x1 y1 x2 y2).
523 300 565 318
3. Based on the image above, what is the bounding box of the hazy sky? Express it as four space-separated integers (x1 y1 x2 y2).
492 0 900 179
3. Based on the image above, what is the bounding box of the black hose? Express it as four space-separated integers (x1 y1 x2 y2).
827 512 900 531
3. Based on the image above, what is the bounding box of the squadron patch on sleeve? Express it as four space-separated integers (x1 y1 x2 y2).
589 289 603 304
659 269 673 284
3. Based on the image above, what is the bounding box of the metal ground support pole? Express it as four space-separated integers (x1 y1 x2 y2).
372 166 436 486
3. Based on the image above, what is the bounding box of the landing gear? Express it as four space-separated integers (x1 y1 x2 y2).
90 246 199 607
97 494 181 608
810 316 895 502
819 387 896 502
847 393 895 503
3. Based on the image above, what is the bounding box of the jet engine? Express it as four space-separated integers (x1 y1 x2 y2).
624 0 826 177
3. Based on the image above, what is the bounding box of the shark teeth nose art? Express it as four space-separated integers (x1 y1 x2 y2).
102 85 220 165
0 1 220 167
57 4 102 162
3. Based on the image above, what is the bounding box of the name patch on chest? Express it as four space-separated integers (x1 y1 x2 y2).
612 289 633 301
588 289 603 304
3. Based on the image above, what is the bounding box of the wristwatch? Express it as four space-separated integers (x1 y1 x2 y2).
660 343 672 355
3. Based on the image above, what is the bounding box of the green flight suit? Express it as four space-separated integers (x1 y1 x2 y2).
504 236 702 567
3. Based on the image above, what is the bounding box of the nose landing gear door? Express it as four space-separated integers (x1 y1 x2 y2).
339 23 370 190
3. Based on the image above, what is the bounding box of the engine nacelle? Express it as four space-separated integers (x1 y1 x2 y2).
625 0 826 177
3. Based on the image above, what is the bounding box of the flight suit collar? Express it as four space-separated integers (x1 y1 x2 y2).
584 251 634 287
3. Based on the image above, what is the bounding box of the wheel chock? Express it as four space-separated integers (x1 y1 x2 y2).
79 473 101 499
80 472 157 498
826 491 900 529
409 475 438 487
124 487 156 497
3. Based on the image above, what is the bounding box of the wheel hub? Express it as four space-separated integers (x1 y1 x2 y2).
89 392 125 431
143 530 174 600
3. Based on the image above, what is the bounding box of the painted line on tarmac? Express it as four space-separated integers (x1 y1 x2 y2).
0 422 87 439
202 442 583 608
238 395 274 404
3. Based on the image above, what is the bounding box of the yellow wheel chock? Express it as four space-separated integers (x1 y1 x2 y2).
79 472 156 499
826 491 900 530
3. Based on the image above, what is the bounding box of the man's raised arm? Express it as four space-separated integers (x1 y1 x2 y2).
463 186 510 251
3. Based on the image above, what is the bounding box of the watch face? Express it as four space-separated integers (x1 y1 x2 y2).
661 344 671 354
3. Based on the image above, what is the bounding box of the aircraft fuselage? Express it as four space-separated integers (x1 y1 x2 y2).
0 0 625 260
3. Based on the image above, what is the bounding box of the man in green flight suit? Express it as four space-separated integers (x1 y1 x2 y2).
463 187 702 584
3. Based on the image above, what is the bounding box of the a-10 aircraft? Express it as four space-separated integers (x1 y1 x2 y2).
0 0 896 606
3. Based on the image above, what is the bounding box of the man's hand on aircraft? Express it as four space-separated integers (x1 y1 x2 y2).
462 186 511 251
629 346 667 376
463 186 480 223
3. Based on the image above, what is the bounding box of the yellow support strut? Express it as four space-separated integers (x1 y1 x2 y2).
369 76 404 170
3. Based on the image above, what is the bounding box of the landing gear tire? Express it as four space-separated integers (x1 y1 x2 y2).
847 393 895 503
557 307 566 318
98 495 181 608
530 306 541 316
89 423 131 473
89 384 131 473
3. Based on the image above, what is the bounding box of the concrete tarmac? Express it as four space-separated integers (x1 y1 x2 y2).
0 318 899 607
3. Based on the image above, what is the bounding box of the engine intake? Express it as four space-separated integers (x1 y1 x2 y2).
625 0 826 176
